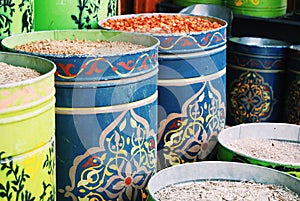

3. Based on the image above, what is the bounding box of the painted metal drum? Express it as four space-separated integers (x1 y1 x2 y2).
99 13 227 170
2 30 159 201
226 0 287 18
0 0 34 40
226 37 290 126
157 45 227 170
0 52 56 200
284 45 300 125
147 161 300 200
217 123 300 178
34 0 117 30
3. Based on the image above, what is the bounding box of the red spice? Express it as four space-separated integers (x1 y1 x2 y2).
101 14 222 34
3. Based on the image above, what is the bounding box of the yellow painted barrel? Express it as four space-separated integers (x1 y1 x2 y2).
0 52 56 200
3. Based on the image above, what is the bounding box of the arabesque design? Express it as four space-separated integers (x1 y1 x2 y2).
159 32 225 51
229 54 284 69
55 53 157 79
59 109 156 201
229 71 275 124
157 81 226 170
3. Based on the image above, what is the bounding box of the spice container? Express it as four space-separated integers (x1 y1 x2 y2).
1 29 159 201
34 0 117 30
147 161 300 200
100 13 227 170
0 52 56 200
226 37 290 125
217 123 300 178
226 0 287 18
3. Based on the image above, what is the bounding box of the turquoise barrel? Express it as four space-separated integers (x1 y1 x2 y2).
100 13 228 170
226 0 287 18
284 45 300 125
1 29 159 201
226 37 290 125
0 52 56 200
34 0 117 30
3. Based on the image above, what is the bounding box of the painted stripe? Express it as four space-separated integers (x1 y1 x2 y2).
228 64 284 73
158 67 226 87
0 91 56 114
0 99 55 124
55 68 158 86
55 91 158 115
158 45 226 59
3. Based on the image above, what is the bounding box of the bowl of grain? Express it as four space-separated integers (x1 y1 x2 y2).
217 123 300 178
99 13 227 53
147 161 300 201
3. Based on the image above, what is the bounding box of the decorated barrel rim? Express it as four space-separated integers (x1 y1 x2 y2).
226 37 290 125
2 29 160 200
217 123 300 178
173 0 224 6
1 29 160 84
34 0 117 30
147 161 300 201
0 136 56 201
99 13 228 53
284 44 300 125
0 51 56 157
226 0 287 18
0 0 34 41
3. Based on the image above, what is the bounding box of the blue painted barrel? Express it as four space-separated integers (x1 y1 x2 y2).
156 26 227 170
99 13 228 170
226 37 290 126
1 30 160 201
284 45 300 125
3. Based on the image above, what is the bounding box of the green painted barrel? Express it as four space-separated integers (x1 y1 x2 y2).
0 52 56 200
226 0 287 18
34 0 117 30
0 0 34 40
173 0 224 6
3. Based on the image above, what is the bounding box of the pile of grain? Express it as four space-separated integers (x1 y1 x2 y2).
0 62 40 84
14 39 146 55
227 139 300 163
154 181 300 201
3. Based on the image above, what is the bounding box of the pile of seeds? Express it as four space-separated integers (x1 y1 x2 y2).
0 62 40 84
14 39 146 55
227 139 300 163
101 14 223 34
154 181 300 201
